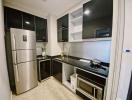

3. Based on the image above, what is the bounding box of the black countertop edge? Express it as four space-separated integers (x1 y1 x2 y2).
37 54 110 67
36 55 51 60
53 57 109 78
37 55 60 60
66 55 110 67
37 55 109 77
47 55 61 59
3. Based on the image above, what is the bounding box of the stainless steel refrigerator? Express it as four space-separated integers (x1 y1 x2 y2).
5 28 38 94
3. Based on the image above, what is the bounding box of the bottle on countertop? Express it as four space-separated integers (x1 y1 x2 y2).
42 47 46 57
61 52 64 59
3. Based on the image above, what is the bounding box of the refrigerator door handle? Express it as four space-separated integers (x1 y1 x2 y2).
14 65 19 82
13 34 16 50
12 51 17 64
13 34 18 64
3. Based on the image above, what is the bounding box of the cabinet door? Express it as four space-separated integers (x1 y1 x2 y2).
57 14 68 42
23 12 35 31
35 16 47 42
52 60 62 83
39 60 51 81
57 18 63 42
6 7 22 29
82 0 113 39
57 18 62 31
62 14 68 42
4 7 7 29
58 29 68 42
62 14 68 29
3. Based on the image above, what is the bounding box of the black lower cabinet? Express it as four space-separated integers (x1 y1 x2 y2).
52 60 62 83
37 59 51 81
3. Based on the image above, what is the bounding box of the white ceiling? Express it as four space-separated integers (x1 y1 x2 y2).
4 0 83 17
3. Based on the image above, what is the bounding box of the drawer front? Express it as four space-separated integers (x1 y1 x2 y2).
76 68 106 86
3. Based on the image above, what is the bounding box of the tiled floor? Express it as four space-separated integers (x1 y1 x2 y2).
12 77 82 100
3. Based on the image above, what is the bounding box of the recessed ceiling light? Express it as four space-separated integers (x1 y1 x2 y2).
84 9 90 15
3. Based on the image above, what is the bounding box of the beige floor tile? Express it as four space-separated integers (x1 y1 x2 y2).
12 77 82 100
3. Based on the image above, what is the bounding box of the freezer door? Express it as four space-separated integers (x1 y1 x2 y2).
10 28 36 50
16 50 36 63
14 61 38 94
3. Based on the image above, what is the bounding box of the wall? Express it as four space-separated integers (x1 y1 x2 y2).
46 15 62 56
0 0 11 100
63 41 111 63
36 42 47 56
117 53 132 100
116 0 132 99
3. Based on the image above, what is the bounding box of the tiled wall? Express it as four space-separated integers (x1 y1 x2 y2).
63 41 111 63
36 42 47 56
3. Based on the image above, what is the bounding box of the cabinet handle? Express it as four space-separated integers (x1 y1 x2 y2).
13 34 17 64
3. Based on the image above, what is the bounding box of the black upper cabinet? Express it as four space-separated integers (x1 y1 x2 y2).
4 7 48 42
4 7 7 29
83 0 113 39
57 14 68 42
35 16 47 42
5 7 22 29
23 12 35 31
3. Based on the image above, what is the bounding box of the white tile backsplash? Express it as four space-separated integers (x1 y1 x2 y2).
63 41 111 63
36 42 47 56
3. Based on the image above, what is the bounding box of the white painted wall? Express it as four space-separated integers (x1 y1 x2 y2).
117 53 132 100
46 15 62 56
0 0 11 100
104 0 124 99
116 0 132 99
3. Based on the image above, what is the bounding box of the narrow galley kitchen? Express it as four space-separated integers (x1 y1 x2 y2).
0 0 132 100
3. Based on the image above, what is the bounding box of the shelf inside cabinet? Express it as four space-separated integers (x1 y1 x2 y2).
70 32 82 42
69 7 83 42
70 8 83 19
71 16 82 26
70 31 82 35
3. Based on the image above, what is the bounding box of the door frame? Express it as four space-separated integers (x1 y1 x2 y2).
106 0 125 100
